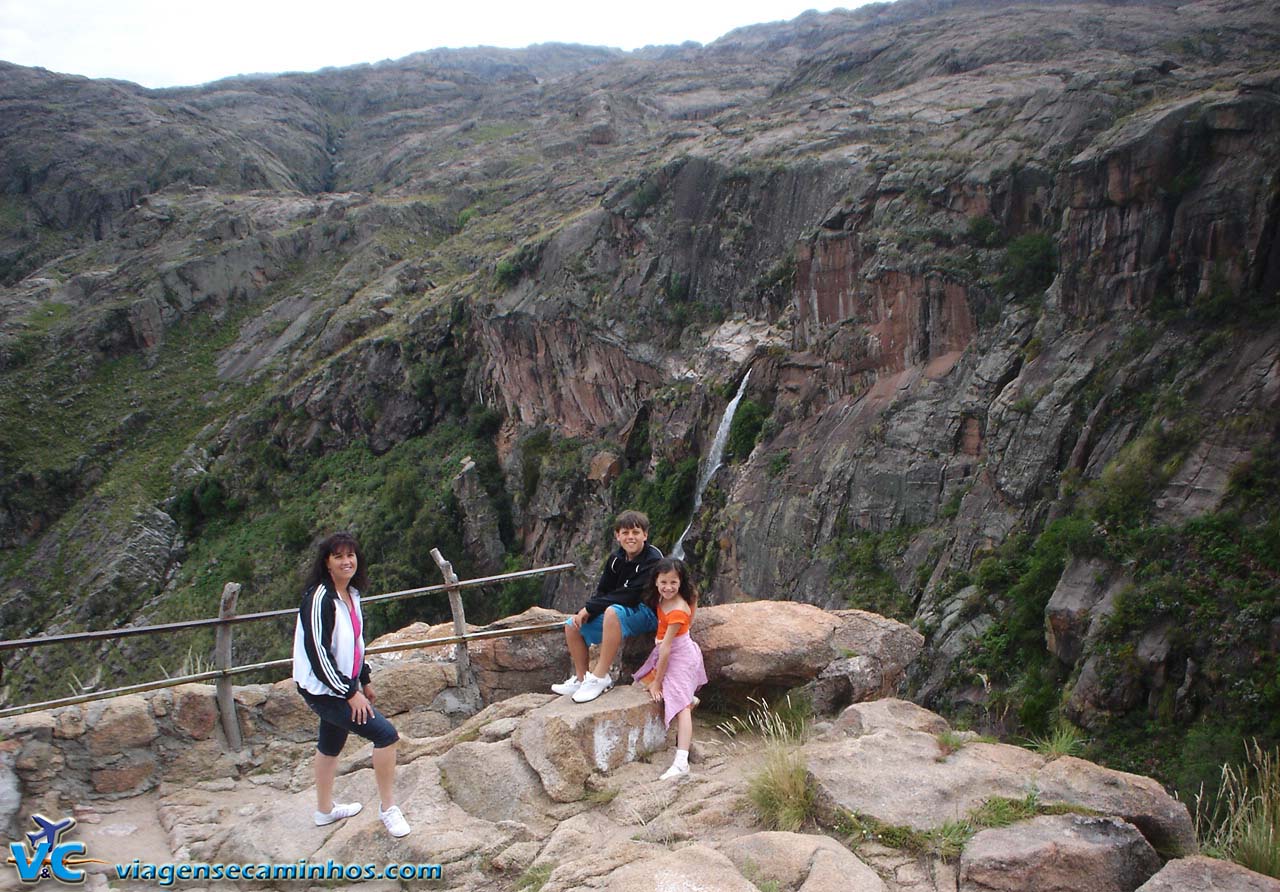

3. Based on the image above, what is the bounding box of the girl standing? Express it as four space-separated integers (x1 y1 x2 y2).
633 557 708 779
292 532 410 837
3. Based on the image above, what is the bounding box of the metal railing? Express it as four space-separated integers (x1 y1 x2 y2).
0 550 575 742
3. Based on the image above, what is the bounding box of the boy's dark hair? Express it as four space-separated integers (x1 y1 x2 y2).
613 509 650 533
303 531 370 594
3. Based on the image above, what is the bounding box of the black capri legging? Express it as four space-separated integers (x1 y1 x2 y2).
299 688 400 757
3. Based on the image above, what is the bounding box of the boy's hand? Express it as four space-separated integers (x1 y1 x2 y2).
571 608 589 628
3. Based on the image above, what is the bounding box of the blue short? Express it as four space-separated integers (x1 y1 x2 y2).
299 688 399 757
569 603 657 645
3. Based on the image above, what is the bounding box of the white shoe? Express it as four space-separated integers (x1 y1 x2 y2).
551 674 583 696
660 764 690 780
571 672 613 703
379 804 411 838
314 801 362 826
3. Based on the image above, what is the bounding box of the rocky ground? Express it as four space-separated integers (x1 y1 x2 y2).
6 692 1274 892
3 603 1276 891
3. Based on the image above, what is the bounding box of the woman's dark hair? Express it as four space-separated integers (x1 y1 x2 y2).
644 557 698 613
303 531 369 595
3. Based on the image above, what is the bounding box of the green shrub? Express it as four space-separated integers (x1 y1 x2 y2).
830 525 916 621
999 232 1057 298
514 863 554 892
173 476 238 535
631 180 661 215
493 241 542 288
748 745 815 831
966 215 1004 248
726 399 768 461
491 555 544 620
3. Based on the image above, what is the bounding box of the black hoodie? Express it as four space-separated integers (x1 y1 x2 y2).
581 542 663 619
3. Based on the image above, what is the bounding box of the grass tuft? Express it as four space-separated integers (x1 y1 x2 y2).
1027 721 1089 760
514 863 554 892
1195 740 1280 878
722 696 816 831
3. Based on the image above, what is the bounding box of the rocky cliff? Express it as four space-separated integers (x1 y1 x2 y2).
1 0 1278 799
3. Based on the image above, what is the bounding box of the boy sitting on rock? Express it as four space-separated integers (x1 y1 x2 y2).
552 509 663 703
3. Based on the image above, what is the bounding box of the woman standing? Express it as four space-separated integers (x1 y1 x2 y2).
292 531 410 837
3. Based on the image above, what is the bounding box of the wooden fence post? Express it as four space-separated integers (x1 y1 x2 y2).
429 549 472 687
216 582 243 751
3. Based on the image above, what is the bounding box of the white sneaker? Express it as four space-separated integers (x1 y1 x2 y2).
379 804 411 838
550 674 583 696
571 672 613 703
660 764 690 780
314 801 362 826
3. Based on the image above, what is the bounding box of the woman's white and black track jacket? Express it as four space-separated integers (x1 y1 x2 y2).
292 583 371 699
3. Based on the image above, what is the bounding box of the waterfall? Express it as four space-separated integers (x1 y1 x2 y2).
672 369 752 560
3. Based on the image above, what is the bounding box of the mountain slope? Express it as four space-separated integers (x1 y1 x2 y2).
1 0 1277 796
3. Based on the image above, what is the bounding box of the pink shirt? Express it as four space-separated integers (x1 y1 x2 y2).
347 601 363 680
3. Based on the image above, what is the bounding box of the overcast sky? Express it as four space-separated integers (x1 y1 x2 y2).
0 0 856 89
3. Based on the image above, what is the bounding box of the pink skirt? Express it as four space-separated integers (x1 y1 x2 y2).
634 633 708 728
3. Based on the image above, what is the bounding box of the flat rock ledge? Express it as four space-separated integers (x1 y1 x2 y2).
807 699 1198 859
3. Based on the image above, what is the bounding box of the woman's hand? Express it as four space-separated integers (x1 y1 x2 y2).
649 683 663 702
347 689 373 724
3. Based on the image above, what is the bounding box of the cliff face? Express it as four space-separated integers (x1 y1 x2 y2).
1 0 1278 785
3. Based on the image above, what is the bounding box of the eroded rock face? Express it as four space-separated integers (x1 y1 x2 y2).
1136 856 1280 892
960 814 1161 892
511 686 669 802
806 699 1194 860
1036 756 1198 857
725 831 886 892
1045 558 1128 666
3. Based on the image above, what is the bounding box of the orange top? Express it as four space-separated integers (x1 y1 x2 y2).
656 606 692 641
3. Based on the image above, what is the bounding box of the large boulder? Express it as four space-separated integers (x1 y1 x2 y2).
807 700 1195 861
807 700 1046 832
467 607 573 701
605 844 759 892
695 601 843 686
693 602 921 704
1136 856 1280 892
511 685 668 802
806 609 925 711
1036 756 1197 857
724 831 886 892
437 739 569 831
959 815 1161 892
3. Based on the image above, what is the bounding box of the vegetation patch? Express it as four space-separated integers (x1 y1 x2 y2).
998 232 1057 298
610 457 699 552
826 524 918 622
721 696 816 832
1026 721 1089 760
1195 740 1280 879
725 398 768 461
